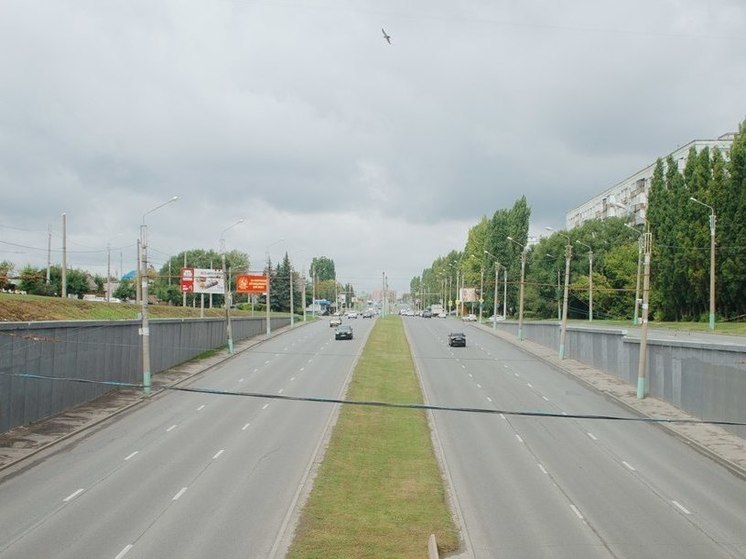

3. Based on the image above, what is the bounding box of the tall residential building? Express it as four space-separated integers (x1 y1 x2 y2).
566 132 735 229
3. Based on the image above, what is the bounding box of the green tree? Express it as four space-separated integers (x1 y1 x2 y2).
0 260 14 290
114 279 136 302
310 256 336 282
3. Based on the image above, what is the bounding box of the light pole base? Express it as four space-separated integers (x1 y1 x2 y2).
559 343 565 360
227 338 234 354
636 377 646 399
518 327 523 341
143 371 151 397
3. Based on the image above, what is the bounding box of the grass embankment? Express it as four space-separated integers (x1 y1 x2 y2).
0 293 289 322
288 315 459 559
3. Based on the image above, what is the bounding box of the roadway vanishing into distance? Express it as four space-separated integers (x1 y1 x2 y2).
2 314 745 559
0 317 376 559
405 317 746 558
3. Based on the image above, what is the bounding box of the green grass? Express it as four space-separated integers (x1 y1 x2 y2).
288 315 459 559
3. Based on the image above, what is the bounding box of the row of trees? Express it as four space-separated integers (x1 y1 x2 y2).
1 250 354 316
414 119 746 323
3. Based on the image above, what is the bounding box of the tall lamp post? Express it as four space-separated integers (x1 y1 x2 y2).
220 219 244 354
575 240 593 321
546 227 572 360
689 197 716 331
506 238 527 340
140 195 178 396
265 238 285 336
625 224 643 326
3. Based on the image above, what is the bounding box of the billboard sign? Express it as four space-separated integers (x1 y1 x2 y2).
460 287 477 303
185 268 224 294
236 274 268 294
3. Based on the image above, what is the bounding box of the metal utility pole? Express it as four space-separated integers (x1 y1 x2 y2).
290 266 294 328
183 252 187 307
302 269 307 322
61 213 67 298
106 243 111 302
559 242 572 360
576 240 593 322
46 225 52 284
636 230 652 399
492 266 498 330
222 252 234 353
507 237 527 341
689 197 716 331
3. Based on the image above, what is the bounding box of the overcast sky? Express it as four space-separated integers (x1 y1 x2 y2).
1 1 744 294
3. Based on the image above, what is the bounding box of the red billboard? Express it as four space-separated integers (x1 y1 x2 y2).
236 274 268 294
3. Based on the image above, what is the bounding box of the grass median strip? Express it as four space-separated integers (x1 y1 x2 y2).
288 315 459 558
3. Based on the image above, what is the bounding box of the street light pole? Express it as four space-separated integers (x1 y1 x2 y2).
140 196 179 396
547 227 572 360
637 229 652 399
689 197 716 331
576 240 593 322
625 224 643 326
219 219 244 355
506 237 527 341
265 239 284 336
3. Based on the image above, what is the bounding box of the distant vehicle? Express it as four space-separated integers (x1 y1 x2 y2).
448 332 466 347
462 314 477 322
422 310 433 318
329 317 342 327
362 310 374 318
430 304 444 316
437 312 447 319
488 315 505 323
348 311 358 319
335 325 353 340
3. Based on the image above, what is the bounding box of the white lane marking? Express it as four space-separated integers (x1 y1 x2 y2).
265 360 271 365
242 423 250 431
476 383 482 389
461 364 466 369
114 544 133 559
63 488 84 502
308 359 313 363
622 461 636 471
262 404 269 410
197 404 206 411
300 367 305 372
239 378 245 383
673 500 691 515
487 396 493 403
527 383 533 388
253 368 259 373
124 451 139 461
542 396 549 401
586 432 598 441
283 347 288 351
514 373 519 378
500 414 506 420
278 388 284 394
166 424 177 432
468 373 473 378
561 411 568 416
570 504 584 520
290 376 296 381
515 434 524 444
172 487 188 501
213 449 225 460
537 463 548 475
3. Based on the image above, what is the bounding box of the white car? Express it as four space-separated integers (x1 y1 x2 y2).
462 314 478 322
488 315 505 323
347 311 358 319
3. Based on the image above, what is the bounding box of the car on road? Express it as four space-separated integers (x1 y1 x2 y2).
347 311 358 319
362 310 374 318
437 312 447 318
462 314 477 322
487 315 505 323
448 332 466 347
422 310 433 318
335 325 354 340
329 317 342 327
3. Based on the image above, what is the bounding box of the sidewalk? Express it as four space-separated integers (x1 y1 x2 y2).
478 323 746 479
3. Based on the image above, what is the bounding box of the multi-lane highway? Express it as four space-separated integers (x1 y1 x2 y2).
0 317 375 559
405 316 746 558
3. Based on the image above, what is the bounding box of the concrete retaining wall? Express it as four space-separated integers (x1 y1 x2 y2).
0 316 290 433
490 321 746 438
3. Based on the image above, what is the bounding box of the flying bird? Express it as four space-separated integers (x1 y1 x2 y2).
382 28 391 44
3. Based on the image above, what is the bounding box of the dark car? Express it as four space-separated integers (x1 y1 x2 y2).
448 332 466 347
422 310 433 318
335 325 353 340
362 310 374 318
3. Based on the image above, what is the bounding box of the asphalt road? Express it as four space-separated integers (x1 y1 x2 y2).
405 316 746 559
0 316 374 559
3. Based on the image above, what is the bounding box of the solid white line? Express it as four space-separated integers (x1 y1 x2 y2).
586 432 597 441
673 500 691 514
570 504 584 519
213 450 225 460
63 488 84 502
124 451 139 461
537 463 548 475
172 487 188 501
622 461 636 471
166 424 177 432
515 434 524 444
114 544 133 559
262 404 269 410
242 423 250 431
197 404 205 411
